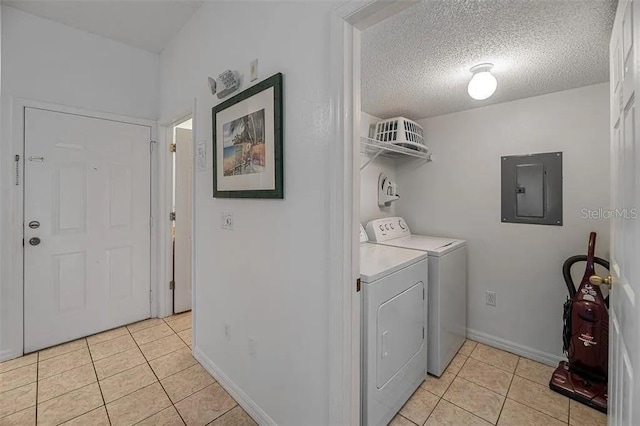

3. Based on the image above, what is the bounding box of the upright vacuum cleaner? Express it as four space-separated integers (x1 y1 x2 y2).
549 232 609 413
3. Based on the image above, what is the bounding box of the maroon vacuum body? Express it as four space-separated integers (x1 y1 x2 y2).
549 232 609 413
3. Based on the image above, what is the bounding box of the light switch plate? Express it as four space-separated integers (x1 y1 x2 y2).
196 140 206 172
486 291 496 306
249 336 256 357
250 59 258 82
221 212 234 230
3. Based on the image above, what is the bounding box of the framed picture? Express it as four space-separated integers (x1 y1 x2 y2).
212 73 283 199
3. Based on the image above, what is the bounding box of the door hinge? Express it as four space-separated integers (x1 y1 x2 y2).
149 290 153 302
169 280 175 290
423 288 425 299
169 143 176 153
356 278 361 292
422 327 425 339
150 140 156 153
149 216 153 228
170 212 176 221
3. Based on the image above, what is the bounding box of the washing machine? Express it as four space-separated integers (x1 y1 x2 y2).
360 225 428 426
366 217 467 377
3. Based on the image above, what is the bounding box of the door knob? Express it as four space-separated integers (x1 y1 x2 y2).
28 237 41 246
589 274 612 289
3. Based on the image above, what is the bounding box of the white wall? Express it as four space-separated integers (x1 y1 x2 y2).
360 112 396 224
159 2 336 425
0 6 159 120
0 3 3 361
395 84 611 361
0 6 160 359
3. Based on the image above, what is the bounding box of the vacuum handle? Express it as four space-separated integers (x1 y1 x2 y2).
587 232 597 266
562 255 610 299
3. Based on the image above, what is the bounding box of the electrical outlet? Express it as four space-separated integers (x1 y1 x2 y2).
486 291 496 306
224 323 231 341
248 336 256 358
221 212 234 230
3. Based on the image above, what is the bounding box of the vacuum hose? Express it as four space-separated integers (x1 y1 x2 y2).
562 255 610 300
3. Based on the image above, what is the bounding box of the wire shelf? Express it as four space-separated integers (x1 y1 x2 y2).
360 137 431 170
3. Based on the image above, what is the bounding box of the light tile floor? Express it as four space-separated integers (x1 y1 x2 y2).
390 340 608 426
1 320 609 426
0 312 257 426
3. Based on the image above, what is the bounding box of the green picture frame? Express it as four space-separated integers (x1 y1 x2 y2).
212 73 283 199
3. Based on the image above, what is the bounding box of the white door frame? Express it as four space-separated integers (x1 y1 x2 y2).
8 98 157 359
328 1 419 424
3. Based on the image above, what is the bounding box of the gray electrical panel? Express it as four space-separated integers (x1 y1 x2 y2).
501 152 562 226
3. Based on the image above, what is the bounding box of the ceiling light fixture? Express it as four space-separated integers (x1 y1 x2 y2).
467 63 497 100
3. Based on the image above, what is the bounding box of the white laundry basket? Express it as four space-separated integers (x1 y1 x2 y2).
373 117 425 151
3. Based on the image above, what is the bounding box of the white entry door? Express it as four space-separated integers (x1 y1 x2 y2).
174 127 193 313
24 107 152 352
608 1 640 424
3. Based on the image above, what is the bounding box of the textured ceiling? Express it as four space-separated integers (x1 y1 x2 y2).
2 0 203 53
362 0 617 120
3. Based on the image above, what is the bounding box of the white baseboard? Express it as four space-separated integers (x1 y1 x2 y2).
0 349 23 363
193 346 277 426
467 328 566 367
